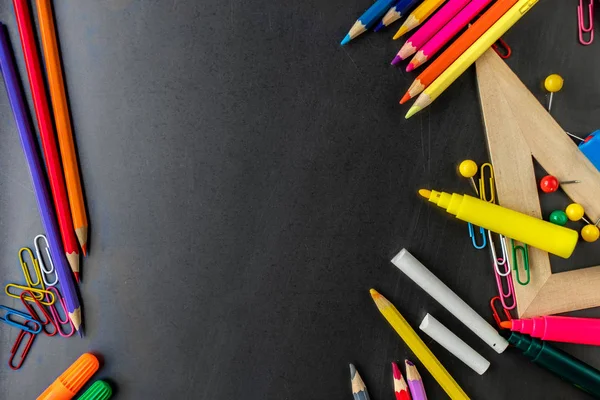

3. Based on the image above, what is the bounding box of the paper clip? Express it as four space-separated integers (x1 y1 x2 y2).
492 38 512 59
490 296 512 329
512 239 530 286
35 235 58 287
0 305 42 334
20 291 57 337
19 247 44 289
468 223 487 249
46 287 75 338
489 233 516 310
578 0 594 46
478 163 496 203
8 330 36 370
5 284 56 306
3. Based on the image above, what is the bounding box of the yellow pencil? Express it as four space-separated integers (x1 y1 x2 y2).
370 289 470 400
393 0 446 40
405 0 539 118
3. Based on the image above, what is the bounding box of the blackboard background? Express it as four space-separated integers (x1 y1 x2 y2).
1 0 600 398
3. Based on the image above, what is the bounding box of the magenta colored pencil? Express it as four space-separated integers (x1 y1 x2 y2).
407 0 492 71
391 0 470 64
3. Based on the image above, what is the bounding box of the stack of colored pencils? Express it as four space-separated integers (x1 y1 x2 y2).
341 0 539 118
0 0 90 337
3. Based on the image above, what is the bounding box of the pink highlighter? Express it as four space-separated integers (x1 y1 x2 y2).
501 316 600 346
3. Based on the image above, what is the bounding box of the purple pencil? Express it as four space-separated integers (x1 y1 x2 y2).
0 24 83 335
405 360 428 400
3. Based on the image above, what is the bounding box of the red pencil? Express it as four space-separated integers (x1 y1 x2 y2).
13 0 80 282
392 361 411 400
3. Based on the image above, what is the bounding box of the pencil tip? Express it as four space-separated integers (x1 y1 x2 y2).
340 34 351 45
369 288 379 298
399 93 411 104
78 328 84 338
349 363 356 377
391 56 402 66
391 361 401 379
406 63 415 72
393 27 406 40
373 22 384 32
81 243 88 257
74 272 80 284
405 359 415 367
405 105 421 119
418 189 431 199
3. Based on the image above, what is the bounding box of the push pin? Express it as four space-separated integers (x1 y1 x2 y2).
566 203 585 221
539 175 581 193
549 210 568 226
544 74 563 112
459 159 479 195
581 220 600 243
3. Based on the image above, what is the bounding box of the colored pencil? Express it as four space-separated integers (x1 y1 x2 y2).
406 0 493 71
0 24 83 335
349 364 371 400
370 289 469 399
341 0 398 45
405 0 537 118
374 0 422 32
392 0 469 64
392 362 411 400
399 0 517 104
392 0 446 40
405 360 428 400
35 0 89 256
12 0 81 283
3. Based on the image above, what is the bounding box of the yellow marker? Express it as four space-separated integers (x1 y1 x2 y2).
370 289 470 400
418 189 578 258
393 0 446 40
406 0 539 118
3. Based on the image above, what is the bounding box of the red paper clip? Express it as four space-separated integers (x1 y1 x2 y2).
490 296 513 329
8 330 36 370
46 287 75 337
492 38 512 59
20 290 57 337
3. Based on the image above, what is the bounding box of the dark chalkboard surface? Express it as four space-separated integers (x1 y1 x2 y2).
0 0 599 398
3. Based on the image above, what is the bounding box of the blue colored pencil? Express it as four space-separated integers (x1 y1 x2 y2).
341 0 398 45
374 0 422 32
0 24 83 335
349 364 371 400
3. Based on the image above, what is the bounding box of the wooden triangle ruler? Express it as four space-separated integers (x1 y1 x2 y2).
476 49 600 317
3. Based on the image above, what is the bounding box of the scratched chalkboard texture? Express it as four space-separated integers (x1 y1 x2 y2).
0 0 599 399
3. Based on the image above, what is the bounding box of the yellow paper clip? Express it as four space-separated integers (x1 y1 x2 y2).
511 239 530 286
19 247 44 289
5 284 55 306
478 163 496 203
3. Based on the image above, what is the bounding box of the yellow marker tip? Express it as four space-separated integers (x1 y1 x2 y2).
418 189 431 199
405 105 421 119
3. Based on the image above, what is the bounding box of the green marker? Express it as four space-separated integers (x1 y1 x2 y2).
508 332 600 398
77 380 112 400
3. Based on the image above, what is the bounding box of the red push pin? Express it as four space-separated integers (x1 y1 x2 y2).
540 175 581 193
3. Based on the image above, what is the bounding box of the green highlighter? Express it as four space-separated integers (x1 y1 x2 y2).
508 332 600 398
77 380 113 400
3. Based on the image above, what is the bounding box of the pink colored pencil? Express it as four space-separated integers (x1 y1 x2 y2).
391 0 471 65
407 0 492 71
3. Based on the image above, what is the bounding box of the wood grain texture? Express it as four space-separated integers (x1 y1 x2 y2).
476 49 600 317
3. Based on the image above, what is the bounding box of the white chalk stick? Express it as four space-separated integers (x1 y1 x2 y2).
391 249 508 353
420 313 490 375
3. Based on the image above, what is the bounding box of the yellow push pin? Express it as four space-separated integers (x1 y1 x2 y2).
566 203 585 221
582 224 600 243
458 159 479 195
544 74 564 112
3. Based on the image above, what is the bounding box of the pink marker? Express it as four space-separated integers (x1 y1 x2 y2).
501 316 600 346
391 0 471 65
406 0 492 72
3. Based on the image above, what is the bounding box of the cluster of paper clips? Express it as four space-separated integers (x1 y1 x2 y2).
459 160 531 311
1 235 75 370
578 0 594 46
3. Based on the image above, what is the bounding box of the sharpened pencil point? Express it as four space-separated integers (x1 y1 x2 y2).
418 189 431 199
405 105 421 119
393 26 407 40
340 34 351 46
369 288 380 298
349 363 357 377
78 328 84 338
392 361 402 379
373 21 385 32
406 63 415 72
391 55 402 66
74 272 80 283
399 93 411 104
81 243 88 257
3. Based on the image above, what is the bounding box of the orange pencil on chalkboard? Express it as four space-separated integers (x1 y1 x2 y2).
35 0 89 257
400 0 518 104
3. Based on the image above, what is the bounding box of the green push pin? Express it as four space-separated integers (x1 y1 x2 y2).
549 210 568 226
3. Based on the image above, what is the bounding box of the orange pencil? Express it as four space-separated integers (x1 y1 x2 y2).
35 0 89 256
400 0 517 104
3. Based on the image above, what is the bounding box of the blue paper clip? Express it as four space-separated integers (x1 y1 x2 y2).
468 223 486 249
0 305 42 334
